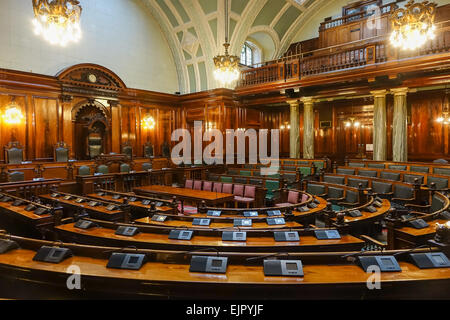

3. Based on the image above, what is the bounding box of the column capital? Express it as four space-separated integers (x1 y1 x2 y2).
370 89 388 98
390 87 409 96
286 99 300 107
300 97 315 104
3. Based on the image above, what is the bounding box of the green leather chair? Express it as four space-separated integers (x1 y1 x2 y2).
143 143 154 158
78 166 91 176
122 144 133 159
97 165 109 174
5 142 23 164
120 163 131 173
9 171 25 182
142 162 152 171
54 142 69 162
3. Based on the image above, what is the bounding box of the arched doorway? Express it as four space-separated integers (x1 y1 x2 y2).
72 101 112 160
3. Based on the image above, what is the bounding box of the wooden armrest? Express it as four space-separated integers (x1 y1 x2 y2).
391 197 415 201
337 201 359 206
61 217 74 224
327 197 345 201
407 211 428 217
360 235 387 248
405 203 431 209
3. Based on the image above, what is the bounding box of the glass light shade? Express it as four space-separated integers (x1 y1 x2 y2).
32 0 82 47
2 106 24 124
141 116 155 130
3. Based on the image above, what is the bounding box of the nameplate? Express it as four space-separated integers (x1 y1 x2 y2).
112 195 122 200
106 204 118 211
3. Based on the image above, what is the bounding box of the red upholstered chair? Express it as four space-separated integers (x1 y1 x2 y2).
185 179 193 189
233 184 244 197
193 180 202 190
213 182 223 193
235 185 256 208
275 191 299 207
222 183 233 194
301 193 309 203
203 181 212 192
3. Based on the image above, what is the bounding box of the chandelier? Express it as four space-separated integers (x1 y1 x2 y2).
141 115 155 130
436 88 450 124
389 0 437 50
32 0 82 46
213 0 240 86
2 99 24 125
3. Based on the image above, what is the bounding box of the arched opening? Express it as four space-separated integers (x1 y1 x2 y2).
72 102 111 160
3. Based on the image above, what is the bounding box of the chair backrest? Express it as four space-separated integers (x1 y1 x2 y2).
220 176 233 183
78 166 91 176
142 162 152 171
393 185 413 199
358 170 377 178
55 145 69 162
313 161 324 169
431 194 446 212
244 185 256 198
388 164 406 171
307 184 326 196
120 163 131 173
324 175 345 185
265 180 279 192
193 180 202 190
328 187 344 199
368 163 385 169
97 165 109 174
143 144 154 158
222 183 233 194
240 170 252 176
403 174 424 185
433 167 450 176
433 159 449 164
122 145 133 158
233 184 244 196
372 181 392 194
410 166 429 173
345 190 358 203
348 178 368 189
9 171 25 182
380 171 400 181
348 162 365 168
185 179 193 189
203 181 212 191
6 147 23 164
427 176 448 189
213 182 223 193
337 168 355 175
287 191 299 204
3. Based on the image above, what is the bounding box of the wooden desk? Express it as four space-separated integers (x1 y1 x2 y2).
55 222 365 252
392 219 448 249
40 194 123 221
87 193 173 213
134 185 234 214
0 248 449 299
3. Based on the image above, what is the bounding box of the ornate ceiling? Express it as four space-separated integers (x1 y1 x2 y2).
139 0 328 93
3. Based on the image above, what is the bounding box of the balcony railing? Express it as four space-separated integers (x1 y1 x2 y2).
237 22 450 89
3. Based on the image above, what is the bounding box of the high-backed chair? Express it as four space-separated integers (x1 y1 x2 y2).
213 182 223 193
193 180 202 190
380 171 401 181
8 171 25 182
143 142 154 158
348 178 368 189
120 163 131 173
78 166 91 176
275 191 299 207
142 162 152 171
368 163 385 169
327 187 345 202
184 179 193 189
358 170 378 178
324 175 345 185
337 168 355 175
122 143 133 159
371 181 393 197
4 142 24 164
203 181 212 192
54 142 69 162
97 165 109 174
307 184 327 197
235 185 256 208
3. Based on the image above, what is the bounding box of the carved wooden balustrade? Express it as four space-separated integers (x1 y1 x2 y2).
237 21 450 89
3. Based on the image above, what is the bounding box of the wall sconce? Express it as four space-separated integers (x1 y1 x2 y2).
141 115 155 130
2 99 24 124
344 117 360 128
206 122 216 130
436 88 450 124
280 123 290 130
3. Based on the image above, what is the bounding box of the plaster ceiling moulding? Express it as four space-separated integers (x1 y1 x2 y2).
181 31 199 56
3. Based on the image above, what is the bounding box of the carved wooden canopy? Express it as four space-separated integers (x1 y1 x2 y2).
56 64 126 99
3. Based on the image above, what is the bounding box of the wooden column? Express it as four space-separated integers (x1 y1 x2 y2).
301 97 315 159
391 87 409 162
371 90 387 161
287 99 300 159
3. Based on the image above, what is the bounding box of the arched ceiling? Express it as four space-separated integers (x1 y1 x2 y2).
139 0 342 93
